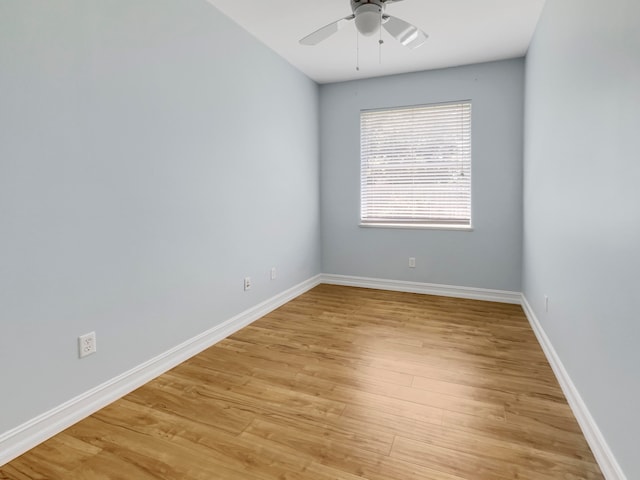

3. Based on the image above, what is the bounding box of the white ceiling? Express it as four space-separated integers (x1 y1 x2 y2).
206 0 546 84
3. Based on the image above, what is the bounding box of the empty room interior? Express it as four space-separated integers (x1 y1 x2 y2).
0 0 638 479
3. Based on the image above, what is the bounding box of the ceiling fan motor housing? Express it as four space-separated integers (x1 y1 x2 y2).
351 0 384 36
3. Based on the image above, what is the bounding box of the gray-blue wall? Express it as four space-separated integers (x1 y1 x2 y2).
320 60 524 291
0 0 320 434
523 0 640 476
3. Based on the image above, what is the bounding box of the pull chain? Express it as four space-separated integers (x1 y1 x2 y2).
378 13 384 64
356 28 360 71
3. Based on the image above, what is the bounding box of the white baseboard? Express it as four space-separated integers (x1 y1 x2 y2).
320 274 522 304
520 295 627 480
0 274 322 467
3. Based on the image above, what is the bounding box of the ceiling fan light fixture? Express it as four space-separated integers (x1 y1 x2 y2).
354 4 382 36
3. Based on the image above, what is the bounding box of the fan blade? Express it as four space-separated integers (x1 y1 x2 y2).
382 15 428 49
299 15 355 46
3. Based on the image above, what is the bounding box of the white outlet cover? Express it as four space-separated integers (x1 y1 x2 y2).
78 331 97 358
544 295 549 312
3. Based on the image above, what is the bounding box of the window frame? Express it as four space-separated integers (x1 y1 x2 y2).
359 100 473 231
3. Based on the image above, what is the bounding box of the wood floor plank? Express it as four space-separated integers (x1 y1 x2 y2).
0 285 603 479
442 409 595 459
391 434 556 480
241 424 467 480
0 433 102 479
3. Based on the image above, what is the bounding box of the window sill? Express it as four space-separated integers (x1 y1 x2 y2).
359 223 473 231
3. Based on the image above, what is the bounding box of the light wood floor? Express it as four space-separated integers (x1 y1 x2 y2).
1 285 603 479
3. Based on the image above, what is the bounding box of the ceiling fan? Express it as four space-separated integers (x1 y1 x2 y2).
299 0 428 49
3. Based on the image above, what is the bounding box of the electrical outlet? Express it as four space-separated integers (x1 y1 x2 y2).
409 257 416 268
78 331 97 358
544 295 549 313
244 277 252 291
270 267 277 280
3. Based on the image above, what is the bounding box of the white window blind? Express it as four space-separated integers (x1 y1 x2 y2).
360 102 472 227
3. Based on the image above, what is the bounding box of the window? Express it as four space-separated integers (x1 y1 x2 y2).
360 101 472 228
